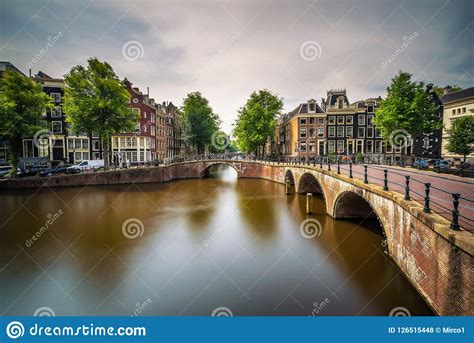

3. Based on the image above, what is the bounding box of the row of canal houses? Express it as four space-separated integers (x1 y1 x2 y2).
274 86 474 163
0 61 183 166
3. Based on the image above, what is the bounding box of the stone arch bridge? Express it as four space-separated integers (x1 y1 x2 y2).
1 159 472 316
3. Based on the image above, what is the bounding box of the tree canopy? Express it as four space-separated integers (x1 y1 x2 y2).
233 89 283 155
374 71 441 147
0 70 52 171
446 116 474 161
179 92 221 155
433 85 462 97
63 57 138 167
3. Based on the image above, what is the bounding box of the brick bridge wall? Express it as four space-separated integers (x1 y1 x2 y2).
1 160 472 316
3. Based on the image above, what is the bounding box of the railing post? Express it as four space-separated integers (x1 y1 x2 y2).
423 183 431 213
383 169 388 191
328 161 331 171
320 159 323 169
364 165 368 184
337 161 340 174
349 161 353 178
404 175 411 200
313 159 316 167
450 193 461 230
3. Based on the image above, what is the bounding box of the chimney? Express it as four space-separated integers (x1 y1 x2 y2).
147 87 149 97
426 83 433 92
443 85 452 95
29 69 32 77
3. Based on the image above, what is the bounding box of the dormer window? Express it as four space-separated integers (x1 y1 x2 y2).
338 99 343 109
309 103 315 112
367 104 374 113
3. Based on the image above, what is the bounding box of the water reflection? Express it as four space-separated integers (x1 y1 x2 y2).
0 165 432 316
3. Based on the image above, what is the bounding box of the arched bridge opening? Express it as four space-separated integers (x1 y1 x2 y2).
202 162 240 179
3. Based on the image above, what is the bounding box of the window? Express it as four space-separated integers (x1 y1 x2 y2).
337 140 344 153
375 129 381 138
367 115 374 126
328 127 335 138
386 144 393 153
337 126 344 137
309 117 315 125
300 118 307 125
337 116 344 125
93 140 100 150
366 140 373 153
50 92 61 103
462 107 466 113
367 105 374 113
358 115 365 125
317 127 324 138
328 141 335 153
338 99 343 109
346 126 353 137
346 116 353 125
300 143 306 152
300 128 307 138
132 108 140 116
317 118 324 125
309 128 315 137
367 127 374 138
328 116 335 125
358 127 365 138
457 108 461 114
452 109 456 115
309 103 315 112
309 143 315 152
51 107 62 117
375 141 382 153
52 121 62 134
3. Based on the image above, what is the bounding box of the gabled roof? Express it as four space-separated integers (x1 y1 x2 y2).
440 87 474 104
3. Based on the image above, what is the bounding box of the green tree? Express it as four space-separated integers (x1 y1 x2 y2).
374 71 441 151
233 90 283 156
63 58 138 168
446 116 474 161
0 70 52 173
180 92 221 155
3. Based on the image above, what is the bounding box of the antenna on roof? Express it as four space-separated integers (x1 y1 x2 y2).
147 87 149 97
29 69 31 77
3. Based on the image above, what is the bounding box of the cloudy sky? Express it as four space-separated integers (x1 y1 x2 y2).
1 0 473 133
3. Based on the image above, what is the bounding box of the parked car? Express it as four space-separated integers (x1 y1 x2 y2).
454 162 474 177
433 160 450 170
17 166 49 177
39 165 72 177
67 160 104 174
412 159 429 169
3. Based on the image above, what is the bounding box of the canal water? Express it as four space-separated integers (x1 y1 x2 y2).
0 165 433 316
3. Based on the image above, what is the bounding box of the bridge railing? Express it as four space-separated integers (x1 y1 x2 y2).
221 156 473 232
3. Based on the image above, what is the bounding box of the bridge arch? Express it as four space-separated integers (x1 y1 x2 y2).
202 162 240 178
297 172 327 209
333 190 390 252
